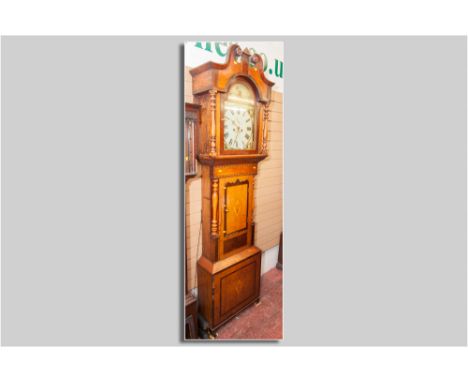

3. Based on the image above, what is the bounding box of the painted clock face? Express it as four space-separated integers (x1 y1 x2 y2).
223 82 256 150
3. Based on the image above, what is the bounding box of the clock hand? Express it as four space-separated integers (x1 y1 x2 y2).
233 122 240 139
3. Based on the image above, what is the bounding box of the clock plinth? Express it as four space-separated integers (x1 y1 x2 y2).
198 246 262 331
191 44 274 334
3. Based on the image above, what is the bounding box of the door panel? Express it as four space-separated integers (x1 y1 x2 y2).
220 261 256 317
212 252 261 326
224 181 249 235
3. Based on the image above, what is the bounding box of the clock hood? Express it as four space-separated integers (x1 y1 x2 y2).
189 44 275 104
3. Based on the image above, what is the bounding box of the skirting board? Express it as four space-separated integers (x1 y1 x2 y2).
261 245 279 275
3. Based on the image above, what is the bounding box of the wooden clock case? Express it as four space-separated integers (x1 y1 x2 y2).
190 44 274 334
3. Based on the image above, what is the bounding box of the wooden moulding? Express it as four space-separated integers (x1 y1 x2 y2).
198 246 261 275
212 163 258 178
198 153 267 166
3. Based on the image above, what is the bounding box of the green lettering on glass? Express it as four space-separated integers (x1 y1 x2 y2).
215 42 228 57
194 42 283 80
194 41 212 52
274 59 284 78
259 53 268 72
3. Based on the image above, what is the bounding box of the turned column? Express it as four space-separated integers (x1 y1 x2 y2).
209 89 217 156
211 178 219 237
262 103 270 153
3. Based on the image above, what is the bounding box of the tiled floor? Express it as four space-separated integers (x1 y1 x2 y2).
216 267 283 340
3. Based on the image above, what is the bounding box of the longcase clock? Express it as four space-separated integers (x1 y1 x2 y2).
190 44 274 335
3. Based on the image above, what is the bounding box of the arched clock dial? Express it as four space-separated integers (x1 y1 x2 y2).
223 82 256 150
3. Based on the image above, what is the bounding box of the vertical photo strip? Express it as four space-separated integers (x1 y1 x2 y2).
184 41 284 340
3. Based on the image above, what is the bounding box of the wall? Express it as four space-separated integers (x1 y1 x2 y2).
184 67 283 291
